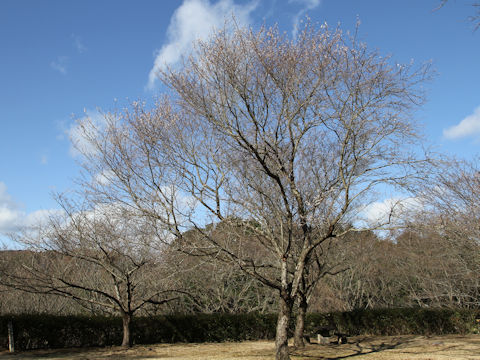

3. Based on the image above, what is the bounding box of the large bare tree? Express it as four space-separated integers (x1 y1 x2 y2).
75 22 431 359
292 230 348 347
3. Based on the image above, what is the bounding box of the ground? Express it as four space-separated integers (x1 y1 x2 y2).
1 335 479 359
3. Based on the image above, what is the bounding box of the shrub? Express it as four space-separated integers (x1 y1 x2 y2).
1 308 477 350
0 313 277 350
304 308 479 336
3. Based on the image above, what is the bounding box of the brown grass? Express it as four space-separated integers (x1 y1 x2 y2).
1 334 479 359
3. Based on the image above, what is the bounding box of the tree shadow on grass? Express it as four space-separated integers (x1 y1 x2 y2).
290 336 415 360
0 347 162 360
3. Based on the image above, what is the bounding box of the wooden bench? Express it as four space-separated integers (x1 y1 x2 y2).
315 328 348 344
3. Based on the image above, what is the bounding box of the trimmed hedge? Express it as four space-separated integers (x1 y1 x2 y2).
1 308 478 350
0 313 277 350
0 314 123 350
304 308 479 336
132 313 277 344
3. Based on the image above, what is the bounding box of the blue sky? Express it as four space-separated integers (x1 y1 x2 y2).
0 0 479 241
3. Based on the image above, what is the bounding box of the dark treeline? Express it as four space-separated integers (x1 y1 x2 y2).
2 222 479 316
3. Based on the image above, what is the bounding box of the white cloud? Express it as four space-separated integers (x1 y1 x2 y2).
67 109 106 158
0 183 61 237
289 0 321 39
50 56 68 75
40 154 48 165
24 209 62 228
362 196 422 228
72 34 87 54
0 207 23 234
147 0 258 90
0 183 17 209
94 169 115 186
0 182 23 233
443 106 480 139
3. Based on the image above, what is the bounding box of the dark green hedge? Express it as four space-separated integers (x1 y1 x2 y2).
0 314 123 350
1 308 478 350
0 313 277 350
132 313 277 344
304 308 479 336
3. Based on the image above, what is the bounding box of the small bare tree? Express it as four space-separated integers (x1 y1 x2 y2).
0 270 87 315
165 253 277 314
403 158 480 308
2 198 177 347
74 22 431 359
162 223 277 314
394 227 479 308
322 232 407 311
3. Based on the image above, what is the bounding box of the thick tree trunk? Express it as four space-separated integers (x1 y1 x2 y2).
275 294 293 360
121 312 132 347
293 294 307 348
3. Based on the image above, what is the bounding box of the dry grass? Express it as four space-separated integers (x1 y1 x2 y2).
1 334 479 359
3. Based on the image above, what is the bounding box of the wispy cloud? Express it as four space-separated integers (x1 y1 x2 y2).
443 106 480 140
289 0 321 39
67 109 106 158
362 196 422 228
72 34 87 53
0 183 60 236
0 182 23 233
94 169 115 186
50 56 69 75
50 35 85 76
40 154 48 165
147 0 258 90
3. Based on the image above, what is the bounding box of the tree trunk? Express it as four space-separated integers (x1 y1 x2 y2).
121 312 132 347
8 320 14 353
293 294 307 348
275 293 293 360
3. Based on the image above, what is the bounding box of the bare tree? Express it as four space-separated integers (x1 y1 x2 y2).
401 158 480 308
394 226 479 308
163 223 277 314
292 232 347 347
165 254 277 314
438 0 480 31
0 261 87 315
74 22 431 359
321 232 408 311
2 198 177 347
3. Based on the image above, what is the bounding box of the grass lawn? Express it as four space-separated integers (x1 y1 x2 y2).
1 334 479 359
